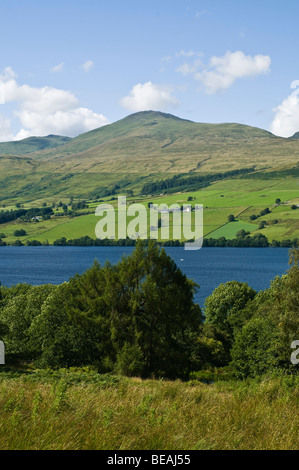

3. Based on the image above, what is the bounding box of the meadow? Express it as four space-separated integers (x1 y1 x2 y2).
0 369 298 450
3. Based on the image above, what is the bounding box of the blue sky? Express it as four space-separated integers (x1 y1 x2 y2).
1 0 299 140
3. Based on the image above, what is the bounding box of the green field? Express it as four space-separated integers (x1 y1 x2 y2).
207 220 259 239
0 175 298 245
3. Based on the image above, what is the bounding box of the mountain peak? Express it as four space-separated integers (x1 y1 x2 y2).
121 110 192 123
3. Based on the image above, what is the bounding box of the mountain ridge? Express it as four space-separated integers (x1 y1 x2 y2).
0 111 299 204
0 110 285 159
0 134 71 156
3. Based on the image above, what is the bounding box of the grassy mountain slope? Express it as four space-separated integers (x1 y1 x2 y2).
0 135 71 156
0 111 299 205
24 111 299 175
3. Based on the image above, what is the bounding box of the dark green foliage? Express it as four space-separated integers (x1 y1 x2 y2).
259 221 266 230
116 343 146 377
0 284 56 360
0 208 27 225
230 248 299 377
11 239 24 246
13 229 27 237
0 206 53 225
204 281 257 338
67 241 203 378
260 207 271 216
142 168 256 195
203 233 272 247
231 316 279 378
29 284 102 369
249 207 271 222
71 200 88 210
26 240 42 246
49 234 297 248
0 241 202 378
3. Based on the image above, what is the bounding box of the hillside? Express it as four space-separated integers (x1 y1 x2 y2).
0 135 71 156
0 111 299 205
24 111 299 175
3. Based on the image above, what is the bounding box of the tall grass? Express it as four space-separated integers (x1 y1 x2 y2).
0 369 298 450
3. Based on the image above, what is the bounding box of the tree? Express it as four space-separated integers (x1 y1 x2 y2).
230 248 299 377
236 229 250 239
231 316 279 378
1 284 55 361
68 241 203 378
29 283 101 368
259 221 266 230
14 229 27 237
0 282 8 338
228 214 235 222
275 198 281 204
204 281 256 339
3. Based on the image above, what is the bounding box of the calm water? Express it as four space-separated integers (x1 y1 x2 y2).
0 246 290 307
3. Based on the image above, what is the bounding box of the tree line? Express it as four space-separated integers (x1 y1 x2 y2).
0 207 53 225
1 232 297 248
141 168 256 195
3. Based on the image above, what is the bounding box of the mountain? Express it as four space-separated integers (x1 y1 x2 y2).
0 111 299 203
23 110 299 174
28 110 278 163
0 135 71 156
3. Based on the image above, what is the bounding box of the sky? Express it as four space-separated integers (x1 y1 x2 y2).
1 0 299 141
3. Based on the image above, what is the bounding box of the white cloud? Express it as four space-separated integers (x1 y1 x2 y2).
0 114 14 142
194 50 271 94
120 81 179 112
81 60 94 73
50 62 64 73
176 58 203 76
270 82 299 137
14 108 109 140
0 67 109 141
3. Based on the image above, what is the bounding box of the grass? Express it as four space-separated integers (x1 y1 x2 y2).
0 174 298 244
207 220 259 239
22 111 299 176
1 110 299 205
0 135 71 156
0 368 298 450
